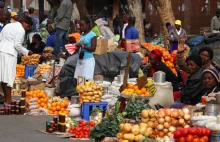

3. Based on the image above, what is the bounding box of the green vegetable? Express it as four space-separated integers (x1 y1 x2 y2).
89 101 122 141
123 95 147 121
90 107 103 117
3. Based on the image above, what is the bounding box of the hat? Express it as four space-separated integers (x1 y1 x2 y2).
198 47 214 60
203 68 220 83
150 49 163 61
186 55 202 67
11 12 18 17
175 20 182 26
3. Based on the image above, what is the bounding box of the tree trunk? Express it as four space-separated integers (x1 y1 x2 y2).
127 0 145 42
149 0 175 50
46 0 61 18
73 0 89 18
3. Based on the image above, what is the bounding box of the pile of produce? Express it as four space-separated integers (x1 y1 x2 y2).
16 64 25 77
11 89 21 96
21 54 41 65
47 96 70 115
42 47 53 59
35 64 51 74
14 76 21 84
139 108 191 139
142 43 177 74
77 81 103 103
173 127 211 142
68 120 96 138
69 33 80 43
26 90 48 109
121 80 156 97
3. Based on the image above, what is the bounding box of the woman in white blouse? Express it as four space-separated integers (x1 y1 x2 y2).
0 16 33 104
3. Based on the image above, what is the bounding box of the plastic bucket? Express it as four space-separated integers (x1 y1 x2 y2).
211 132 220 142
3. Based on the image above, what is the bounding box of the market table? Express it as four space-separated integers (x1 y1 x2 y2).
0 116 94 142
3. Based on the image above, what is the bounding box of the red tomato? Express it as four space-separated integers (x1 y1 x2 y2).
89 121 95 127
79 120 83 124
174 131 181 139
202 136 208 142
199 138 206 142
75 135 79 138
182 129 189 137
68 129 73 134
179 137 186 142
82 121 86 126
201 128 207 136
192 138 199 142
189 128 197 135
206 129 211 136
197 128 203 136
186 135 193 142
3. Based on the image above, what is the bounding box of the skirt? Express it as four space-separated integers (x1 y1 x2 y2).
0 52 17 87
74 57 95 80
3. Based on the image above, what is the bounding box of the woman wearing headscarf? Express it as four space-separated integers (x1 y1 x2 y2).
141 49 179 91
27 34 45 54
177 46 216 72
169 20 187 53
171 55 206 108
0 16 33 104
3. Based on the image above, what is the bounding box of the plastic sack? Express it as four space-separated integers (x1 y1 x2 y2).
187 36 204 47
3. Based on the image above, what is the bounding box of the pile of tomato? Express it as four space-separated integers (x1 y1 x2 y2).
68 120 96 138
174 127 211 142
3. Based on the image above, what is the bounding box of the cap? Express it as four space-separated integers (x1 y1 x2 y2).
175 20 182 26
11 12 18 17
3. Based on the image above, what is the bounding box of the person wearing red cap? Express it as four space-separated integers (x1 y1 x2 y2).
142 49 179 91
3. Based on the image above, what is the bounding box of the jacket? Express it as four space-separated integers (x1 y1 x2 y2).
169 28 187 42
55 0 73 30
180 68 206 105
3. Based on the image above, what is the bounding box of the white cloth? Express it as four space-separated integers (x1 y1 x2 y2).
122 23 128 39
176 28 182 35
0 52 17 87
0 22 29 57
145 23 151 30
74 57 95 80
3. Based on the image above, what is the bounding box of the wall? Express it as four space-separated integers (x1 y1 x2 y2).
145 0 218 35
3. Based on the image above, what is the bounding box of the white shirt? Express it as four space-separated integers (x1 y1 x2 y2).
0 22 29 57
122 23 128 38
176 28 182 35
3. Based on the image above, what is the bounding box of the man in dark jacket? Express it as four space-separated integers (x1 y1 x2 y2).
54 0 73 56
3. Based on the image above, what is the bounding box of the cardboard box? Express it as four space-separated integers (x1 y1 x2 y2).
94 39 117 55
28 82 45 91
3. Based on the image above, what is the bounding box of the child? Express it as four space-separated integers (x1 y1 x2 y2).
65 36 77 55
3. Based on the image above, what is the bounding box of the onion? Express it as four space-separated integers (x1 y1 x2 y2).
184 114 191 121
171 120 178 127
157 124 164 130
169 126 176 132
182 108 190 114
179 111 184 118
164 109 171 116
178 118 185 126
164 122 170 129
163 128 169 134
165 116 171 122
158 118 165 124
168 132 174 137
172 110 179 118
150 118 156 122
158 132 165 137
158 110 165 118
147 121 154 128
184 125 190 128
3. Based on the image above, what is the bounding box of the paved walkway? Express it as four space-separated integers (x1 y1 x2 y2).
0 116 94 142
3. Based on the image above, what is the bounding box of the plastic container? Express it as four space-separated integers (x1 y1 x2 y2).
25 65 38 79
80 102 108 121
211 131 220 142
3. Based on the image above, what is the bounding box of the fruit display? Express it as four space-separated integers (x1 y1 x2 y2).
14 76 21 84
173 127 211 142
139 108 191 139
65 116 77 131
21 54 41 65
16 64 25 77
35 64 51 74
26 90 48 109
142 43 177 74
47 96 70 115
121 80 156 97
76 81 103 103
42 47 54 58
11 89 21 96
69 33 80 43
68 120 95 138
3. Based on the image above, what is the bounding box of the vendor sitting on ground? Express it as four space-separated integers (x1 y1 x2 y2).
177 46 215 72
27 34 45 54
141 49 179 91
171 55 206 108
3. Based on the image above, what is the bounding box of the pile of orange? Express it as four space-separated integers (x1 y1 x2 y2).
26 90 48 109
142 43 177 75
69 33 81 43
47 97 70 115
16 64 25 77
121 83 150 96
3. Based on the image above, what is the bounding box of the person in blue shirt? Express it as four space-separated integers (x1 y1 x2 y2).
125 16 139 40
45 23 63 48
74 17 97 80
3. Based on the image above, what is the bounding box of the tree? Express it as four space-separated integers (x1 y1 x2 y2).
127 0 145 42
149 0 175 50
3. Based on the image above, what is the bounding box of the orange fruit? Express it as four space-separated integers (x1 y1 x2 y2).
136 90 142 95
52 107 56 112
145 92 150 96
54 111 58 115
37 99 41 104
49 110 53 114
64 101 69 108
56 106 61 111
56 102 61 106
41 102 45 107
40 98 44 102
61 108 65 111
133 85 139 90
58 111 63 115
44 98 48 103
141 88 147 94
128 83 134 89
60 102 65 108
52 103 56 107
43 105 47 109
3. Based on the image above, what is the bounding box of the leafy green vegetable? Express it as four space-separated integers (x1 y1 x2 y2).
123 95 147 121
89 101 122 141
